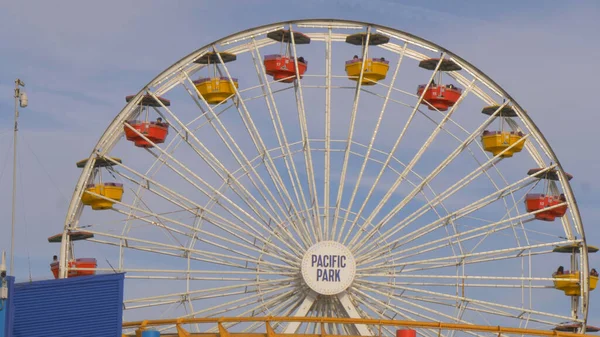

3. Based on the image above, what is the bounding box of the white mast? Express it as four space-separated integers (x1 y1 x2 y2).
10 79 27 276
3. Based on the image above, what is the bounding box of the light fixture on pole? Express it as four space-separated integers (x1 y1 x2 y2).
10 79 27 276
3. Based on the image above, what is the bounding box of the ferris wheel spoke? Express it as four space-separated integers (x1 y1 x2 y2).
111 147 304 258
188 285 295 308
346 80 476 248
337 54 446 244
324 27 332 240
360 285 560 328
124 277 293 310
332 26 372 242
359 240 569 272
352 101 512 254
359 273 555 283
87 230 296 271
358 279 574 322
247 37 316 248
357 185 535 266
350 291 439 337
91 237 249 270
356 142 546 260
147 91 291 230
393 248 555 275
288 24 323 242
337 291 372 336
361 214 542 274
338 42 408 246
361 280 547 290
359 215 535 269
243 293 305 332
158 114 303 250
353 287 471 337
209 289 300 333
283 291 318 333
181 70 306 249
123 138 270 234
93 192 298 267
125 298 183 311
503 113 547 166
404 293 559 327
107 158 300 260
185 284 295 318
212 46 316 251
355 283 486 336
178 79 301 244
121 111 212 240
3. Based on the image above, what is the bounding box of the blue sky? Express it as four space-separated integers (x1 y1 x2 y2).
1 0 599 325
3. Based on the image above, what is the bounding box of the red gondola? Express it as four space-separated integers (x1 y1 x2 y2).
50 258 97 279
124 120 169 148
417 58 462 112
525 193 567 221
524 168 571 222
123 94 170 148
264 55 307 83
417 84 462 111
264 29 310 83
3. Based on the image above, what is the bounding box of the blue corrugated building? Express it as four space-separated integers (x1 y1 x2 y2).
1 276 15 337
1 273 124 337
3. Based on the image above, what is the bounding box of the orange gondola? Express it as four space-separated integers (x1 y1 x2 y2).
417 58 462 111
524 168 572 221
50 258 97 279
264 55 307 83
124 120 169 148
264 29 310 83
48 231 96 279
416 84 462 111
123 95 170 148
524 193 565 221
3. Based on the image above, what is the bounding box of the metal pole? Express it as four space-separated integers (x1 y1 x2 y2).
9 79 22 276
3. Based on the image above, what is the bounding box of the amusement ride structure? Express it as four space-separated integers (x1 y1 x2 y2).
48 20 596 336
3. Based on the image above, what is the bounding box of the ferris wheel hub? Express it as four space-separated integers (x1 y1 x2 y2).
301 241 356 295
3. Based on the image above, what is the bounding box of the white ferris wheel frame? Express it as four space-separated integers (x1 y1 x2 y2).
57 19 591 334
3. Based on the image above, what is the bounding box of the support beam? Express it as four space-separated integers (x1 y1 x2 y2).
283 291 318 333
337 292 372 336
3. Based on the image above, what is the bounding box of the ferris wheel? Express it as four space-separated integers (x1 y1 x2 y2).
53 20 596 336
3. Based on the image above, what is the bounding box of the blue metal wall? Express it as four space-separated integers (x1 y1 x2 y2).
10 273 124 337
0 276 15 337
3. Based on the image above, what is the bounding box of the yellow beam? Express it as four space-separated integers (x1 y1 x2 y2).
122 317 591 337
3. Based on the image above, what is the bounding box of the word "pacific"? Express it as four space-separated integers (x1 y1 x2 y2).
311 254 347 282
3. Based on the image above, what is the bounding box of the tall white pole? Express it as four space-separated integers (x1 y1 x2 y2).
10 79 23 276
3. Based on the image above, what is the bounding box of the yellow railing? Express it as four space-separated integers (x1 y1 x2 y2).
123 317 591 337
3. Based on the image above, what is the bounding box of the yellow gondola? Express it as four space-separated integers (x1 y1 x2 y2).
553 272 598 296
194 77 239 105
480 105 525 157
193 52 239 105
481 131 526 157
81 183 124 210
345 58 389 85
77 157 124 211
344 33 390 85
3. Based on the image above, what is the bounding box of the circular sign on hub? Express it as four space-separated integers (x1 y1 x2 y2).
301 241 356 295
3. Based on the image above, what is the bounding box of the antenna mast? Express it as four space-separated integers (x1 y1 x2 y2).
10 79 27 276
